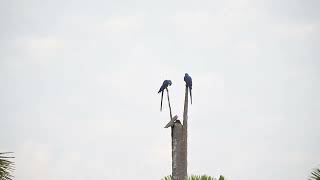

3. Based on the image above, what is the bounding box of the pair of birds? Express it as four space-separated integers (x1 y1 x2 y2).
158 73 192 111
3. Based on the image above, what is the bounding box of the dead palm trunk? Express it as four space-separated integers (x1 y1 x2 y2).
165 86 188 180
166 88 173 120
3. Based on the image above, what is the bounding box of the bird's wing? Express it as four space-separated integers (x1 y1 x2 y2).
189 87 192 104
158 83 165 93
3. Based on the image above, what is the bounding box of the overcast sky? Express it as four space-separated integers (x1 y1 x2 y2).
1 0 320 179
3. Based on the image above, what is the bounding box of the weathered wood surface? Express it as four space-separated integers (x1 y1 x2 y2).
164 115 178 128
166 88 173 120
171 86 188 180
172 121 184 180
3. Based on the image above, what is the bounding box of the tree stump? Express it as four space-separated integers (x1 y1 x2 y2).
171 86 188 180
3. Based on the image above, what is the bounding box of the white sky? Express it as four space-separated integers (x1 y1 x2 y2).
1 0 320 179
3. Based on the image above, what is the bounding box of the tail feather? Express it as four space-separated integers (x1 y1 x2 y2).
160 91 164 111
189 88 192 104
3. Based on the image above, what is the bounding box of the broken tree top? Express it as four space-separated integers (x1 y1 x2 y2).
164 115 179 128
158 73 192 127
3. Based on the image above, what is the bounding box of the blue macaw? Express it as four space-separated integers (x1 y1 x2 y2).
158 80 172 111
184 73 192 104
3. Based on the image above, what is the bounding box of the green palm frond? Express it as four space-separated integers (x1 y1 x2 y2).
218 175 225 180
310 168 320 180
162 174 221 180
162 175 172 180
188 175 216 180
0 152 14 180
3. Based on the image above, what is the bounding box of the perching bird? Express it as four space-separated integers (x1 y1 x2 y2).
158 80 172 111
184 73 192 104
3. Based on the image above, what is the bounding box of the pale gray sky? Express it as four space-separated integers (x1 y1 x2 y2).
1 0 320 179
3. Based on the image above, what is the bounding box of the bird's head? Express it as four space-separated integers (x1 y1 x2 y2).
168 80 172 86
185 73 189 76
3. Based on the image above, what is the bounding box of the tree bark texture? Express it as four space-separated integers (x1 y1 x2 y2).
171 86 188 180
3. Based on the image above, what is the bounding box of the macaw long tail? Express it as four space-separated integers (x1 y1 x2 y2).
189 88 192 104
160 90 164 111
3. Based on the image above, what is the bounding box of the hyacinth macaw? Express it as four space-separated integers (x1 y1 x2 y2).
158 80 172 111
184 73 192 104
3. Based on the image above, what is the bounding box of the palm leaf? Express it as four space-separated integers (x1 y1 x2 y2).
218 175 225 180
310 168 320 180
0 152 14 180
162 174 220 180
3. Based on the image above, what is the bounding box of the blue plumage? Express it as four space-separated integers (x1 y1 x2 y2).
158 80 172 111
184 73 192 104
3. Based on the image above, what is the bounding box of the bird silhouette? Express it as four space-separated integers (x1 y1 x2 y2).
158 80 172 111
184 73 192 104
